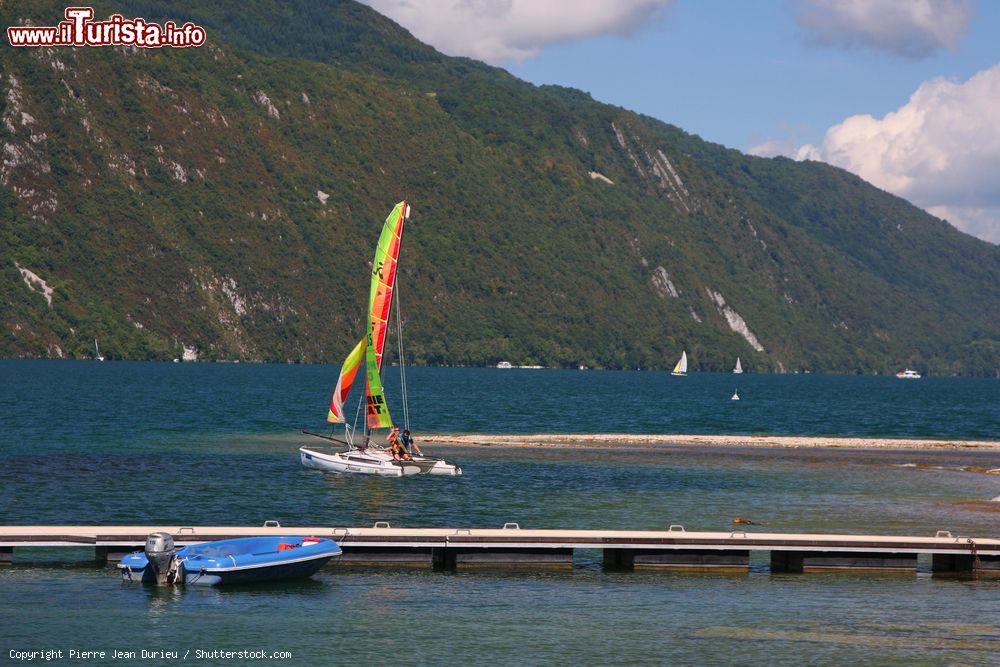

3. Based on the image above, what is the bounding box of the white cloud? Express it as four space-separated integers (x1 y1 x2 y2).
748 138 801 158
758 64 1000 243
361 0 672 64
925 205 1000 243
795 0 975 59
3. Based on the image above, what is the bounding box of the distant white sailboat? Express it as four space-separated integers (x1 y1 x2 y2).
731 388 740 401
671 351 688 376
733 357 743 374
94 339 105 362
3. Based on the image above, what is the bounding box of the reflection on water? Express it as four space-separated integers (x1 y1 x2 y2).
695 626 1000 651
3 547 999 664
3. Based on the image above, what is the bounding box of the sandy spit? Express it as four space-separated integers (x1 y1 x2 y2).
420 433 1000 452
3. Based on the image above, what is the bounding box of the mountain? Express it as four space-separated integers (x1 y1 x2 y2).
2 0 998 375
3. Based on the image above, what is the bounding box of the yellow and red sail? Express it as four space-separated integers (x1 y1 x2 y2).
327 201 409 427
327 338 365 423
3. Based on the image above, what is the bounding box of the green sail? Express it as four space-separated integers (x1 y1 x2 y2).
364 333 391 428
364 201 408 429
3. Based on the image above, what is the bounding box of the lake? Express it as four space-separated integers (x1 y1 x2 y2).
1 361 997 664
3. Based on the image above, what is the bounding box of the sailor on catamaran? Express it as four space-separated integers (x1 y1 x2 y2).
401 429 422 456
387 426 412 460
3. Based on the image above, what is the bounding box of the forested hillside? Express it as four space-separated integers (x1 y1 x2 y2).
2 0 997 374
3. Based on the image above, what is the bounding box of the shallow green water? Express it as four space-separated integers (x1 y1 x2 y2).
1 361 998 664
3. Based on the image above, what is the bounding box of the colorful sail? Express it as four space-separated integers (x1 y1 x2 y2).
368 201 408 370
327 338 366 423
364 201 409 428
364 336 392 427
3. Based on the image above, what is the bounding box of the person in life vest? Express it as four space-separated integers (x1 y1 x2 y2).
400 429 422 457
387 426 411 460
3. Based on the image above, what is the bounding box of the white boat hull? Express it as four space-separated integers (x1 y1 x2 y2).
410 456 463 476
299 446 461 476
299 447 419 477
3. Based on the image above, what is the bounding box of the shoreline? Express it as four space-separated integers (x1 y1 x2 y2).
420 433 1000 452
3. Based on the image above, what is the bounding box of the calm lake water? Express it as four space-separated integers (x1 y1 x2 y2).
1 361 998 665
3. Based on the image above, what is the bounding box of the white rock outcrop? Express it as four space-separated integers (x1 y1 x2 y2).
706 288 764 352
15 262 53 306
650 266 679 298
588 171 614 185
252 90 280 119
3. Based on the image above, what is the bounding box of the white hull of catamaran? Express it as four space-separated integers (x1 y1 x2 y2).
410 456 463 476
299 447 420 477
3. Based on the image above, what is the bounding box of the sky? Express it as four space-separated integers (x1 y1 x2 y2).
361 1 1000 244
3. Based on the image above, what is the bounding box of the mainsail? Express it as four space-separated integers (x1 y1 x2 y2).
364 201 409 428
326 201 409 427
733 357 743 374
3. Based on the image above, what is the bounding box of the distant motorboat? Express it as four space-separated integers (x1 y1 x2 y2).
671 351 688 376
496 361 513 369
94 339 105 362
733 357 743 374
896 369 921 379
731 389 740 401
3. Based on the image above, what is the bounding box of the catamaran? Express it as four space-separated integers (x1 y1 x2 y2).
733 357 742 374
671 350 688 376
299 202 461 477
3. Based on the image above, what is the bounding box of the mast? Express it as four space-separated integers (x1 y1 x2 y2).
395 280 410 432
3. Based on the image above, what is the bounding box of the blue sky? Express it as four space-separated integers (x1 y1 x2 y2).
365 1 1000 242
506 1 999 152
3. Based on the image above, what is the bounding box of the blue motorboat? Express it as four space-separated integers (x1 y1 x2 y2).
118 534 341 586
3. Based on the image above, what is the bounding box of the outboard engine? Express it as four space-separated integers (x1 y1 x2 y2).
144 532 179 585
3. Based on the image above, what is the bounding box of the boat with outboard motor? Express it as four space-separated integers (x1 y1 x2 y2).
118 533 341 586
299 201 461 477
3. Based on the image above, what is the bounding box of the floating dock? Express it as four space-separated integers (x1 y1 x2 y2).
1 524 997 575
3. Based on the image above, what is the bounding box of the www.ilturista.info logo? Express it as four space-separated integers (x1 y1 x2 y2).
7 7 206 48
